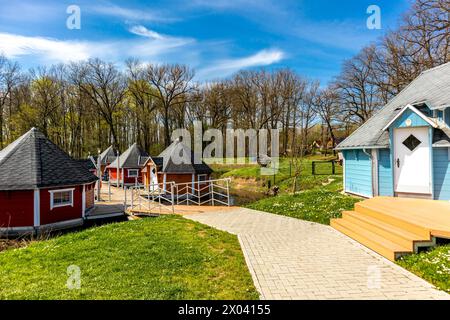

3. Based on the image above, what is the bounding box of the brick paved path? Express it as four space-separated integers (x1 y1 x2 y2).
185 208 449 300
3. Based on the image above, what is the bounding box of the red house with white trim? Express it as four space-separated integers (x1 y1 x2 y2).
106 143 149 186
0 128 98 236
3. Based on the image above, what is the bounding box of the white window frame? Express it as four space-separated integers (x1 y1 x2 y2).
49 188 75 210
128 169 139 178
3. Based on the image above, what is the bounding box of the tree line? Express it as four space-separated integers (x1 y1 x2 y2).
0 0 448 159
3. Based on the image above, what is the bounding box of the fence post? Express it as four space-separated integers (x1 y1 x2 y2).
138 187 141 210
210 181 215 206
198 181 201 206
312 162 316 175
332 160 335 175
124 187 128 212
226 179 231 206
171 183 175 214
108 180 111 202
129 187 132 211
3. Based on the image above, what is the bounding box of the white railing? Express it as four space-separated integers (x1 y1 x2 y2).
124 178 232 216
125 181 176 215
175 178 231 206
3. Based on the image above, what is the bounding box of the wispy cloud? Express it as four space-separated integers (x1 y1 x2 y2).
90 4 176 23
0 32 194 65
197 49 285 79
129 25 165 40
0 33 102 62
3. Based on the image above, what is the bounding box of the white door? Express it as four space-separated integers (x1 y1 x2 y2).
394 127 431 194
149 169 159 192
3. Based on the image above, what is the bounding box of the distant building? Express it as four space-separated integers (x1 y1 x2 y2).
106 143 149 186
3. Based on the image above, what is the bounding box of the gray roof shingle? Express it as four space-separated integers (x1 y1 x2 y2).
158 140 213 174
99 145 118 165
107 143 149 169
337 62 450 150
0 128 98 191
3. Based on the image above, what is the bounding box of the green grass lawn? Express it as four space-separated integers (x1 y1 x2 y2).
398 244 450 293
0 216 258 300
246 178 361 225
210 156 358 224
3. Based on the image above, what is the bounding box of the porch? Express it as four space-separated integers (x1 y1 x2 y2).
332 196 450 261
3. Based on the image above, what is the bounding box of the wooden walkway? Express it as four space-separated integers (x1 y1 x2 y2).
85 185 126 220
332 196 450 261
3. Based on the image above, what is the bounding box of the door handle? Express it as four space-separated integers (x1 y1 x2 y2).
396 158 400 168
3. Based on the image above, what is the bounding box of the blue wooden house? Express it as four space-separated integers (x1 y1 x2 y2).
336 62 450 200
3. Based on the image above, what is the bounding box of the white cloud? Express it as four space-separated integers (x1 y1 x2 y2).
0 33 100 62
197 49 285 79
0 32 193 65
90 4 175 23
129 25 165 40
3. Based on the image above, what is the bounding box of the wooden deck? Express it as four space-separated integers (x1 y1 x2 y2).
332 196 450 261
85 185 126 220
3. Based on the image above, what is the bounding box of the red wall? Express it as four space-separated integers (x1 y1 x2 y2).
108 168 143 184
39 185 83 225
85 183 95 209
158 173 211 195
0 190 34 228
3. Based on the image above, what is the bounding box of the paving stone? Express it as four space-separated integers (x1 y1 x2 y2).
185 208 450 300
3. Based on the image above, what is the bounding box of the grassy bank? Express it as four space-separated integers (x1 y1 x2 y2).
0 216 258 300
398 244 450 293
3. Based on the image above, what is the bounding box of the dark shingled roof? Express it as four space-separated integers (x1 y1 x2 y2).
157 140 213 174
337 62 450 150
107 143 149 169
76 158 97 171
0 128 98 191
99 145 118 165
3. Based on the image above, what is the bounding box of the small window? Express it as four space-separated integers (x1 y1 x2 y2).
50 189 74 210
403 135 422 152
128 169 139 177
198 174 208 185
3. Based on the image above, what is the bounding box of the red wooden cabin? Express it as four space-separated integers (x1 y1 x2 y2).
106 143 149 186
0 128 98 236
141 140 213 192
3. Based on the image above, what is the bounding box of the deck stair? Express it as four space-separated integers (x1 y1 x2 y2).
330 196 450 261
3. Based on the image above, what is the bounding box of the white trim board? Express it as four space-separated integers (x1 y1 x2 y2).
49 188 75 210
382 104 438 131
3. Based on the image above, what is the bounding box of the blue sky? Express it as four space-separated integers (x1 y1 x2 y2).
0 0 411 83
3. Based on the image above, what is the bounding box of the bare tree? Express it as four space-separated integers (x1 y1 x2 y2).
334 47 383 124
0 55 20 148
145 64 195 147
314 88 340 155
80 59 127 148
126 59 159 151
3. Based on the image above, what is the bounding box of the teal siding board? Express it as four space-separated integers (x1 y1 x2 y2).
433 148 450 200
393 109 430 128
344 150 372 197
378 149 394 196
445 109 450 127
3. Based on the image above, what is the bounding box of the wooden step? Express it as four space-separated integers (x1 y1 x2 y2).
342 211 433 251
331 218 412 261
354 201 431 239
